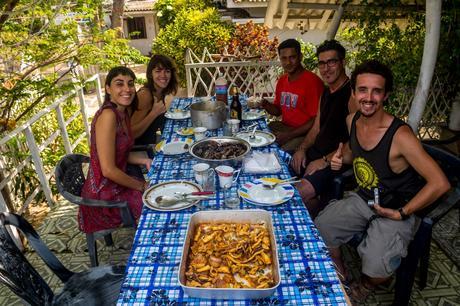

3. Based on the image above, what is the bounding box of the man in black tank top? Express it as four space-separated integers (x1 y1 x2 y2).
291 40 356 217
315 60 450 300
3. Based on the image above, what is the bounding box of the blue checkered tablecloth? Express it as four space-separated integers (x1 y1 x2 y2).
117 97 348 305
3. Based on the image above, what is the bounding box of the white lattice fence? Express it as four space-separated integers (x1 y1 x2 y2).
185 48 281 98
417 74 453 139
390 74 452 139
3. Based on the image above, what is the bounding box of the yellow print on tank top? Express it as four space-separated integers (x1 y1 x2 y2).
353 157 379 190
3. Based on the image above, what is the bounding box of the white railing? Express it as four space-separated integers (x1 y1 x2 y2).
185 48 281 98
0 73 103 215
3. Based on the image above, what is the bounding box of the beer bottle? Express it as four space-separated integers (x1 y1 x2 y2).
230 87 242 121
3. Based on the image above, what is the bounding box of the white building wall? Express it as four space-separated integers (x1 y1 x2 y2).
123 12 157 55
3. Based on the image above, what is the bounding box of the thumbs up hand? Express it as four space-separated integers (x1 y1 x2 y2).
330 142 344 171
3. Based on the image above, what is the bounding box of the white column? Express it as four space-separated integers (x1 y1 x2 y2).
407 0 442 131
327 5 344 39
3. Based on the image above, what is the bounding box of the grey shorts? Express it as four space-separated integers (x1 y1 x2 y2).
315 192 420 278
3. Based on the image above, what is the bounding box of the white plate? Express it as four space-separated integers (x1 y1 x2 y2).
235 131 275 148
242 110 266 121
155 138 193 155
176 127 194 136
238 178 295 206
143 181 202 211
165 109 191 120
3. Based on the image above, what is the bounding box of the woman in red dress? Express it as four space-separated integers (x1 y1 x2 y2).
80 66 151 233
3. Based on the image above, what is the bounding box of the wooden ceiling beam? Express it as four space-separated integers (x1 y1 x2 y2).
287 2 424 12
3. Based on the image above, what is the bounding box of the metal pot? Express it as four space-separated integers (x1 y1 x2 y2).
190 101 227 130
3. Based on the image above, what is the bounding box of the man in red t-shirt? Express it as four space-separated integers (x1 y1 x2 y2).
261 39 324 152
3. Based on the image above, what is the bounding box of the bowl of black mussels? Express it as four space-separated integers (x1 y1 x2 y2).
189 137 251 168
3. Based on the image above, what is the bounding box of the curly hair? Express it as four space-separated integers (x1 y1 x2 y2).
351 60 394 94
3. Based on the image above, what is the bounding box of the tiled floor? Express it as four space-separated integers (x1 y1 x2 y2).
0 201 459 305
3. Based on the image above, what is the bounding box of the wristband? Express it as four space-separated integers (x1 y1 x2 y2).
398 207 410 220
323 155 330 166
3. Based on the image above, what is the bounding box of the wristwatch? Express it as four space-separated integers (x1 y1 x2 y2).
398 207 410 220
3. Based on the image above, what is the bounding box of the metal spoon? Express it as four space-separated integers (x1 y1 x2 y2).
181 103 191 114
155 194 212 207
154 195 182 206
249 126 257 141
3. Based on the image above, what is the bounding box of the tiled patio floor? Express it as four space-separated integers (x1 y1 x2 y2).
0 201 459 305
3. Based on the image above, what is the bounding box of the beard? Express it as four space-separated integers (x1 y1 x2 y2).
359 100 378 118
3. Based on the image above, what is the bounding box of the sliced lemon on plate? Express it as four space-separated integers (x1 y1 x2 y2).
260 177 283 183
177 127 194 136
155 140 165 152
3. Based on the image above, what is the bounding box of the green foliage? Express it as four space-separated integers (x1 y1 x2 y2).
338 0 460 116
0 0 144 209
0 0 148 131
151 7 232 84
154 0 212 28
338 8 426 115
339 15 425 90
78 29 148 71
298 40 318 71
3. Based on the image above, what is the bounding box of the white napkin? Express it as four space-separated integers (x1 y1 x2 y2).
243 152 281 173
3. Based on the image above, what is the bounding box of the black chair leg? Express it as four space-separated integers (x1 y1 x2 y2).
393 220 431 306
418 221 433 289
86 233 98 267
393 253 417 305
104 234 114 247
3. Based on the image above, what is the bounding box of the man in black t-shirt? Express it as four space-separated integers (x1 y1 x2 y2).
291 40 356 217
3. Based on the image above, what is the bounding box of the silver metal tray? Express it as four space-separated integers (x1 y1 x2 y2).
178 209 280 299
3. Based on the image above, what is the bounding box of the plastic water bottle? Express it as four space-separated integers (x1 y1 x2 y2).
215 73 228 105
